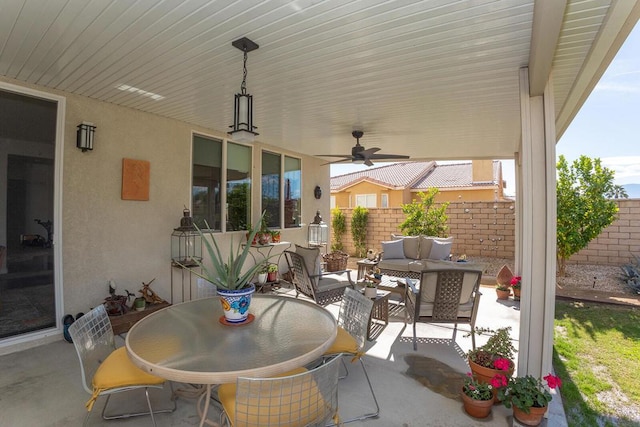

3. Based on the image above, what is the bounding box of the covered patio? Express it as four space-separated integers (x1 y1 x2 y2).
0 0 639 424
0 283 568 426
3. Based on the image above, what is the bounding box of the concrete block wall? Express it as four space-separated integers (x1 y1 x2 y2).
331 199 640 267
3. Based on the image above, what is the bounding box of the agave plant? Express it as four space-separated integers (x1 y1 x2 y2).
620 253 640 294
180 213 275 291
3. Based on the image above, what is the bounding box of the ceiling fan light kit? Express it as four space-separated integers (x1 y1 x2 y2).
317 130 409 166
228 37 259 143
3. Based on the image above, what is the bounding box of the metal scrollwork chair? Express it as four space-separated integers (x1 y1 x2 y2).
68 304 175 426
407 267 483 351
284 248 354 306
218 354 341 427
323 287 380 423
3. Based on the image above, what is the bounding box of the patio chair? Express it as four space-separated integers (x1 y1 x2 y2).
407 267 483 351
217 354 341 427
68 304 175 426
323 287 380 422
284 248 355 305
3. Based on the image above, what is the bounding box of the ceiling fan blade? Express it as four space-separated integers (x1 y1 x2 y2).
360 147 381 156
321 158 354 166
364 158 374 167
316 154 353 159
368 153 410 160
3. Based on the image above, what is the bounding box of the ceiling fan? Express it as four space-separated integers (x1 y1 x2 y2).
317 130 410 167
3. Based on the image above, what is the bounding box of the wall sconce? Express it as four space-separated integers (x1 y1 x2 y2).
308 210 328 250
76 122 96 152
314 185 322 199
228 37 259 143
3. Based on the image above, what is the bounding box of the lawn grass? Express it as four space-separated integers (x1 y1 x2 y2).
554 300 640 426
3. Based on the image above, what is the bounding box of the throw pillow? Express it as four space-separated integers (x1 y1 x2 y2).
428 239 452 260
391 234 420 259
381 240 405 260
294 245 322 276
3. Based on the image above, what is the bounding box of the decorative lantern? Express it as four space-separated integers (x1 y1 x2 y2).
308 210 328 249
171 208 202 267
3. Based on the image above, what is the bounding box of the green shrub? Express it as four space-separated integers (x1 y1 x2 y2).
331 208 346 252
399 188 449 236
351 206 369 257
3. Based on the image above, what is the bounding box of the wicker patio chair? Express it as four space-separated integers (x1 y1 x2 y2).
407 268 483 351
218 354 341 427
284 249 354 306
68 304 175 426
324 287 380 423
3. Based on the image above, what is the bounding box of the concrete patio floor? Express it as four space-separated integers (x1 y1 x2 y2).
0 284 567 426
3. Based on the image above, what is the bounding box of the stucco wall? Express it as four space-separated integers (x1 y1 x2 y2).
1 76 330 319
332 198 640 266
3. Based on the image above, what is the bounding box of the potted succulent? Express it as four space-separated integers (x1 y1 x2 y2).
181 214 270 323
510 275 522 300
257 264 268 284
467 327 517 401
270 229 281 243
497 373 562 426
495 282 511 300
363 280 377 298
267 263 278 282
461 372 504 418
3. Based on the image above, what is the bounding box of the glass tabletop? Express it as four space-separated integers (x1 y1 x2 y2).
125 294 337 384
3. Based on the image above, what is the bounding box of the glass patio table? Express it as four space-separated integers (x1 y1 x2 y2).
125 294 337 427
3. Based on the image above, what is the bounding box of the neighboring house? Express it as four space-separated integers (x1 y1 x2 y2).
330 160 507 208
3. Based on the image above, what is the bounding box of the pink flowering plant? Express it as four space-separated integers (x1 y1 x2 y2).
497 373 562 413
510 276 522 290
462 373 494 401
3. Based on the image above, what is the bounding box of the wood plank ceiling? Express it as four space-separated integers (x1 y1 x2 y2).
0 0 636 161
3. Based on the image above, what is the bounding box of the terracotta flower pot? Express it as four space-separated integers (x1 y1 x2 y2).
468 357 514 404
496 288 511 300
513 288 521 300
461 391 493 418
513 405 547 426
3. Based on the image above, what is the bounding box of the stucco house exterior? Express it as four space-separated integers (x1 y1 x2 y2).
331 160 508 208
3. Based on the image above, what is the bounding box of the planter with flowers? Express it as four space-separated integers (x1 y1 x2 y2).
510 276 522 300
461 372 503 418
496 283 511 300
467 327 517 402
497 373 562 426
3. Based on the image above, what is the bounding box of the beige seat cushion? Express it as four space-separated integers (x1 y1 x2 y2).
295 245 321 286
391 234 421 259
378 258 412 272
418 300 475 318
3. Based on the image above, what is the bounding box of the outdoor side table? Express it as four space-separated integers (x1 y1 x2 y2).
365 290 390 340
357 258 379 280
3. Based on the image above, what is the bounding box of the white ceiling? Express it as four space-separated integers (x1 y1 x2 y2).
1 0 638 161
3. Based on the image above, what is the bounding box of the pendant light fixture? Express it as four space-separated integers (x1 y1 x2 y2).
228 37 259 143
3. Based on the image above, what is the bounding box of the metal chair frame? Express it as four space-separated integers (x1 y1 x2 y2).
68 305 175 426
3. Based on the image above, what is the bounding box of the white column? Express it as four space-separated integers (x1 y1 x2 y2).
517 67 557 377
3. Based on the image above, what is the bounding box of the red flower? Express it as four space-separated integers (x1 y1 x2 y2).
544 374 562 389
493 358 511 371
491 374 508 388
510 276 521 286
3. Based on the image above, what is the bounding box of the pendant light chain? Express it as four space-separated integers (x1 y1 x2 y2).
241 50 248 95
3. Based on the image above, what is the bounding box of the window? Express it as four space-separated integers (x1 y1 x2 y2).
227 142 252 231
381 193 389 208
261 151 281 228
355 194 376 208
192 135 222 230
284 156 301 228
330 195 336 209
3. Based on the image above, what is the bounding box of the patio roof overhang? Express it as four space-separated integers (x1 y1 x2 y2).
0 0 637 161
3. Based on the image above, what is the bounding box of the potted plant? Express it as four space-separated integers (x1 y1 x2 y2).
467 327 517 401
497 373 562 426
257 264 268 284
270 230 281 243
461 372 504 418
267 263 278 282
363 280 377 298
496 282 511 300
510 275 522 300
181 214 269 323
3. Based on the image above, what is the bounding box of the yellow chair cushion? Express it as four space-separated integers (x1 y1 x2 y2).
324 326 362 358
219 366 330 427
86 347 165 411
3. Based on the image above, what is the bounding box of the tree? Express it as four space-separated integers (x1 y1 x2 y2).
399 188 449 237
556 155 621 276
351 206 369 257
331 208 346 252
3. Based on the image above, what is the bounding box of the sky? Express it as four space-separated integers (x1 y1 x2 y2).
332 22 640 196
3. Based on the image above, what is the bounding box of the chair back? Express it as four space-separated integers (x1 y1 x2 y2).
418 268 482 321
233 355 341 427
338 287 374 350
68 304 116 395
285 250 319 300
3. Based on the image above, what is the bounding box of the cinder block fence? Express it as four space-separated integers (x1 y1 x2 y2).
331 199 640 266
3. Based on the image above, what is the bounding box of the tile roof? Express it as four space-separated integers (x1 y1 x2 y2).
331 161 501 191
330 161 436 191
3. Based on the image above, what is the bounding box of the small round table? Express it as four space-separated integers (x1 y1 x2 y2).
126 295 337 426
